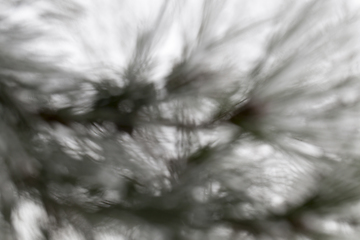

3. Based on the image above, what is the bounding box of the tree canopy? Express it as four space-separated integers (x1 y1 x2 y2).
1 0 360 239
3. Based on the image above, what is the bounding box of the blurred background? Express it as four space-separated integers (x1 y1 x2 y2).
1 0 360 239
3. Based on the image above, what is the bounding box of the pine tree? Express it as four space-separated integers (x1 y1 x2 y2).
1 0 360 239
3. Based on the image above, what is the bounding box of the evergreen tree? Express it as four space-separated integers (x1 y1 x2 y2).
1 0 360 239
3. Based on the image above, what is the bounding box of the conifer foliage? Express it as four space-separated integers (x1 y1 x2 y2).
1 0 360 239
